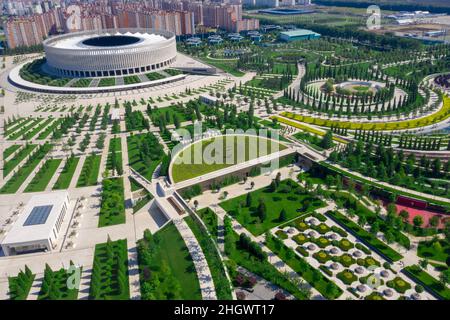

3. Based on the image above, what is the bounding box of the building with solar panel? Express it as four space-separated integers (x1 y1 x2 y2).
1 192 70 256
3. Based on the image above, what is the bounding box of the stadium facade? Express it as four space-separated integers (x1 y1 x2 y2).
43 28 177 78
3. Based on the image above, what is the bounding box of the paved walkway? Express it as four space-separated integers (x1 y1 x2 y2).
127 244 141 300
173 218 217 300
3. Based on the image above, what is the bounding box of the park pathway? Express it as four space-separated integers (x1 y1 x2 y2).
173 218 217 300
77 266 92 300
68 155 86 189
127 243 141 300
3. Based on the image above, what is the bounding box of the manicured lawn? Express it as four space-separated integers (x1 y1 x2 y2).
220 179 325 236
98 78 115 87
129 176 143 192
201 56 244 77
90 239 129 300
76 155 101 187
0 144 52 194
326 211 403 262
3 144 20 159
7 118 44 140
106 137 123 175
147 105 190 125
37 119 63 140
123 75 141 85
171 135 288 183
53 157 80 190
185 216 233 300
24 159 62 192
146 72 166 81
404 265 450 300
3 144 37 176
417 240 449 263
151 223 202 299
23 118 54 140
127 133 164 181
98 178 126 227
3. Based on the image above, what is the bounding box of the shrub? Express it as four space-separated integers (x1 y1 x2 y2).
296 246 309 257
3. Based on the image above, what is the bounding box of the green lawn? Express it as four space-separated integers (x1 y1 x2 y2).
53 157 80 190
23 118 54 140
3 145 21 159
24 159 62 192
3 144 37 177
417 240 449 263
127 133 164 181
152 223 202 299
76 155 101 187
0 144 52 194
98 78 115 87
404 265 450 300
106 137 123 174
220 179 325 236
185 216 233 299
171 135 287 183
98 178 126 227
90 239 129 300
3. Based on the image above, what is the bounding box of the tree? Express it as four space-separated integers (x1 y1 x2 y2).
320 130 334 149
257 200 267 222
399 210 409 223
245 193 252 207
250 181 255 189
279 209 287 222
413 215 424 228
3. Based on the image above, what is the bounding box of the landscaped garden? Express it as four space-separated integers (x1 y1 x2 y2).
98 178 126 227
24 158 62 192
38 263 80 300
76 154 101 187
137 224 202 300
220 179 324 236
0 143 53 194
8 266 35 300
89 238 129 300
127 132 165 181
52 156 80 190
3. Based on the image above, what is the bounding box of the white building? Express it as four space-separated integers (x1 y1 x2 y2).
1 192 70 256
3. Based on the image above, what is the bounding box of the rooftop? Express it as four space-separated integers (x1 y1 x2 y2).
1 191 69 245
280 29 320 37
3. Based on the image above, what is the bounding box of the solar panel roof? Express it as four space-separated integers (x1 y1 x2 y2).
23 205 53 226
